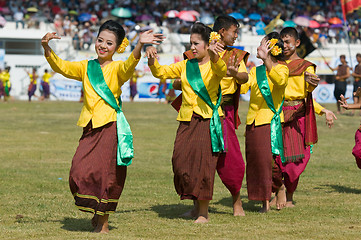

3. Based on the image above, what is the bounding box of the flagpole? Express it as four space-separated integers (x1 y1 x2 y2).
343 21 353 69
341 0 353 69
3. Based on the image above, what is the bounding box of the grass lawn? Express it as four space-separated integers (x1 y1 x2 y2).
0 100 360 240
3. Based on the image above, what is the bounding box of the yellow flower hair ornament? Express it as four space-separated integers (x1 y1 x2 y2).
117 37 129 54
269 38 278 48
271 45 282 56
268 38 282 56
209 32 221 44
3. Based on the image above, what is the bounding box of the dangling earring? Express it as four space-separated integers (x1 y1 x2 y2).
117 37 129 53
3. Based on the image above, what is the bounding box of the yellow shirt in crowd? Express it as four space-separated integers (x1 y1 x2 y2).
219 50 248 95
29 73 37 84
42 72 52 83
241 64 289 126
284 60 316 101
46 50 140 128
0 71 10 88
150 57 227 121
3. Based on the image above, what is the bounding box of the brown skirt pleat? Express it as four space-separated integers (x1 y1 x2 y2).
172 114 219 200
245 123 282 201
69 121 127 216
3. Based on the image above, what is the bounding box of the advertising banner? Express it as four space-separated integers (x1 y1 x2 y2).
49 78 82 101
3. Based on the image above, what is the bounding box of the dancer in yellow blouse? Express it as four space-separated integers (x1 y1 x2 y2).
146 22 227 223
175 16 250 216
273 27 320 209
0 67 11 102
42 20 163 233
240 32 288 213
41 69 54 100
129 69 143 102
25 68 38 102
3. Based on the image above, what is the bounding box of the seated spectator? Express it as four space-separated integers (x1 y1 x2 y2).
28 13 39 29
319 30 328 48
128 26 139 51
328 28 336 43
81 24 93 50
63 16 72 36
13 7 24 29
72 30 81 50
54 15 64 36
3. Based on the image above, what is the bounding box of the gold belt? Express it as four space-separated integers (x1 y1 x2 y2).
283 99 304 107
221 94 234 106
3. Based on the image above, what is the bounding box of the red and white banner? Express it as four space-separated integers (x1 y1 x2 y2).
341 0 361 19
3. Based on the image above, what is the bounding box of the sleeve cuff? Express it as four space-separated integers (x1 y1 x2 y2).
129 52 140 62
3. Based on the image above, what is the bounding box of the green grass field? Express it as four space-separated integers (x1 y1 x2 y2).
0 100 360 240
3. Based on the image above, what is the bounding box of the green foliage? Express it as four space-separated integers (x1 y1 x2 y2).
0 101 360 240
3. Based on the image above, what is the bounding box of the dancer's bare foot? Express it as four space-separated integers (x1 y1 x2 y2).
194 200 209 223
285 192 295 208
276 184 286 210
93 214 109 233
259 201 270 213
180 200 199 218
232 193 245 216
194 215 209 223
91 214 98 228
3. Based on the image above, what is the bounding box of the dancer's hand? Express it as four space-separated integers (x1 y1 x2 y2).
208 40 224 63
339 94 349 109
322 109 337 128
257 38 272 61
226 55 240 77
145 46 158 59
304 71 320 86
139 30 165 45
41 32 61 47
208 39 224 55
145 46 157 66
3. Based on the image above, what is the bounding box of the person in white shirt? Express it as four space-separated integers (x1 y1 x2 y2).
13 7 24 29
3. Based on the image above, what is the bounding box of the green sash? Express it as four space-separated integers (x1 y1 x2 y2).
256 65 285 163
87 59 134 166
186 58 224 153
4 84 9 96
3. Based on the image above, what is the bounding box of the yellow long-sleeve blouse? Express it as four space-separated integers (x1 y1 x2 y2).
29 73 37 84
42 72 52 83
219 50 248 95
46 50 140 128
150 57 227 121
241 64 289 126
313 100 325 115
1 72 10 87
285 60 316 101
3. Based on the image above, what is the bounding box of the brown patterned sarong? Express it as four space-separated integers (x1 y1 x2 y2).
282 101 306 162
69 121 127 216
172 114 219 200
245 123 282 201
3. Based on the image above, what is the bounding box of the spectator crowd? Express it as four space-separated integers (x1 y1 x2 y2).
0 0 360 51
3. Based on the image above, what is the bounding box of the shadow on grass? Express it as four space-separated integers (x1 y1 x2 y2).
151 201 252 219
60 217 116 232
213 196 261 213
323 184 361 194
150 204 193 219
